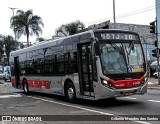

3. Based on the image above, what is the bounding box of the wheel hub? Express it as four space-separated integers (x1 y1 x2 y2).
68 87 74 99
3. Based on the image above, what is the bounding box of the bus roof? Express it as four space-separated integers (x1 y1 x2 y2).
10 29 139 56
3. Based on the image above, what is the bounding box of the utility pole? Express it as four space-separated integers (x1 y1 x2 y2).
156 0 160 84
150 18 160 84
155 18 160 85
113 0 116 24
9 7 17 41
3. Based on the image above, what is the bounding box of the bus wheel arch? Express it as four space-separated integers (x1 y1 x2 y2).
64 79 76 103
23 79 29 94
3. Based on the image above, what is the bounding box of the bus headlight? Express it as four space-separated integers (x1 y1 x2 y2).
101 78 113 88
103 80 108 85
141 76 148 85
144 77 148 82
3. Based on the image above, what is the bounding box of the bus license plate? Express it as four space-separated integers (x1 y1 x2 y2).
124 92 133 96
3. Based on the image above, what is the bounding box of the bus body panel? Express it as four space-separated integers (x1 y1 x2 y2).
10 29 148 101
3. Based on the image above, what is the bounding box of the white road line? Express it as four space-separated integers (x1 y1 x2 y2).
124 97 137 99
28 96 150 124
28 96 113 115
0 94 21 98
148 100 160 103
135 121 151 124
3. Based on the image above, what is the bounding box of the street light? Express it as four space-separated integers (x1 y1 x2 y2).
8 7 17 41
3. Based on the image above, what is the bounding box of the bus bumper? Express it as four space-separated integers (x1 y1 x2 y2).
96 83 147 99
114 83 147 97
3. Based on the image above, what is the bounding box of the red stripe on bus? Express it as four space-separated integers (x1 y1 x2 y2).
11 79 50 89
109 76 145 89
28 80 50 89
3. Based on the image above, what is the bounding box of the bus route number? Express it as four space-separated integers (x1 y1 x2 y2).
100 33 136 40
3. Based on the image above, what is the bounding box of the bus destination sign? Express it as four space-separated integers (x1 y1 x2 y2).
95 33 139 41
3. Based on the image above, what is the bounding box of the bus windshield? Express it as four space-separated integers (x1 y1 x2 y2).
99 41 145 74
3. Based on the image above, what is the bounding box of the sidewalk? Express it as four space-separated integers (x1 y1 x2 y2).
0 82 8 93
148 82 160 90
147 77 160 90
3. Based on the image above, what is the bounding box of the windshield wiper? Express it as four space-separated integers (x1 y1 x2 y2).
121 44 128 66
108 40 123 54
108 41 128 67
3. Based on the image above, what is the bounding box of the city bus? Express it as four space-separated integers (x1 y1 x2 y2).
10 29 148 102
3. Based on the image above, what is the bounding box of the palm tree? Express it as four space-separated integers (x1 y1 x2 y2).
10 9 44 47
55 20 85 36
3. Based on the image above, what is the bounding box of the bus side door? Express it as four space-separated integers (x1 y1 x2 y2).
14 57 20 87
78 43 94 96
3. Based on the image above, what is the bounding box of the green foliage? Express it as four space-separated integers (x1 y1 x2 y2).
36 37 46 42
55 20 85 36
10 9 44 47
0 35 22 65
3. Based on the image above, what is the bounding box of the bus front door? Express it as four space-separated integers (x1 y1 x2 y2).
14 57 20 87
78 43 94 96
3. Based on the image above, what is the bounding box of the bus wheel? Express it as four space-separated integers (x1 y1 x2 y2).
65 82 76 103
23 80 29 94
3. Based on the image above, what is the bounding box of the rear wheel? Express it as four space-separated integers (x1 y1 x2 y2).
23 80 29 94
65 82 76 103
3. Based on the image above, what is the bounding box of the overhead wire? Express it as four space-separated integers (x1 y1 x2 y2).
43 4 159 39
85 4 159 25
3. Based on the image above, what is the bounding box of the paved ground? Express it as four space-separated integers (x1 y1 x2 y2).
0 83 8 93
147 77 160 90
0 81 22 93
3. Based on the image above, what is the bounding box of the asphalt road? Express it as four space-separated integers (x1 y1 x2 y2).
0 79 160 124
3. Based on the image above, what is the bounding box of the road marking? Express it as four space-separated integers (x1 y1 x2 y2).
28 96 113 115
0 94 21 98
148 100 160 103
28 96 150 124
124 97 137 99
135 121 151 124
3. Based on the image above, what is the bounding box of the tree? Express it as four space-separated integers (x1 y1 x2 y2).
0 35 4 63
36 37 46 42
0 35 23 65
55 20 85 36
2 35 16 65
10 9 44 47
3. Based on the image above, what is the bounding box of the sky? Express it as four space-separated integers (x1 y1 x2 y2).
0 0 156 43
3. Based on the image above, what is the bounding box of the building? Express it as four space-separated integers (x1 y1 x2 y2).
88 21 156 62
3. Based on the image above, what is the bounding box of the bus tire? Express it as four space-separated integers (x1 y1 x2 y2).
23 80 29 94
65 82 76 103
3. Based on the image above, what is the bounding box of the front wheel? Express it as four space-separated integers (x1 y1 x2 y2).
65 82 76 103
